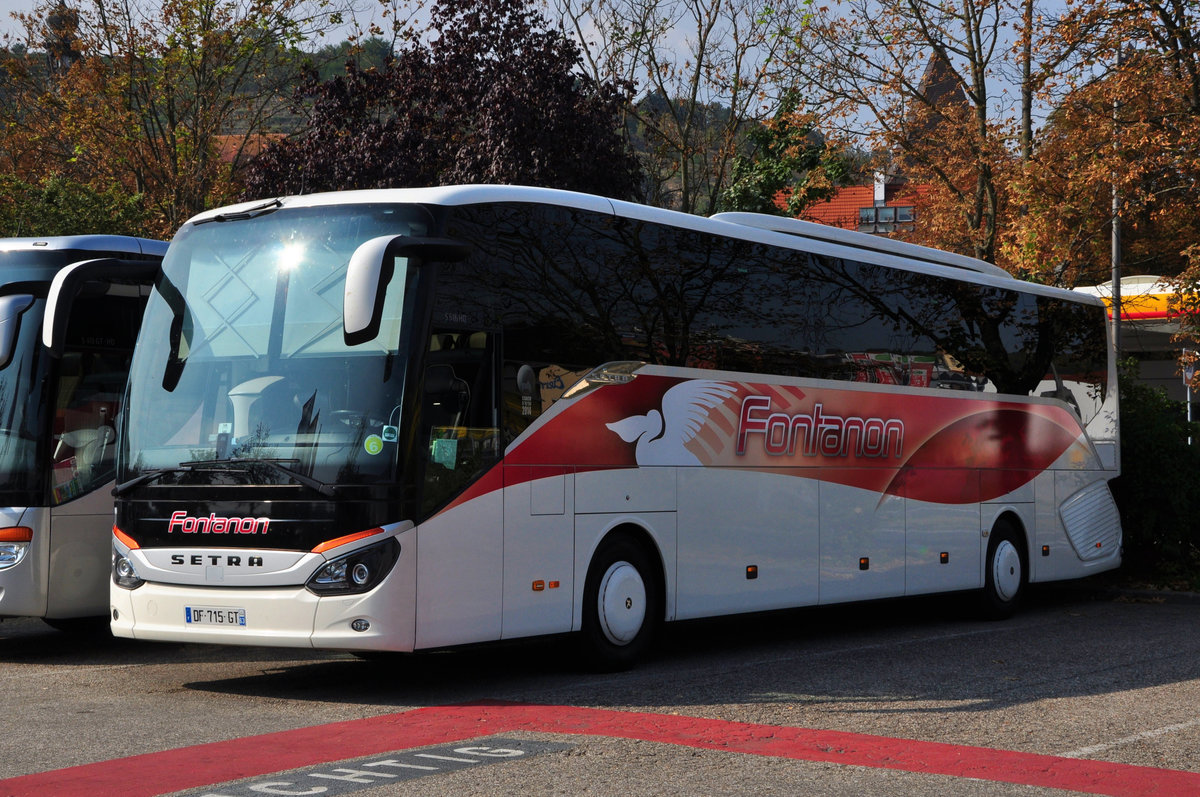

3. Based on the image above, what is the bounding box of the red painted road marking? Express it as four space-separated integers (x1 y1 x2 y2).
2 701 1198 797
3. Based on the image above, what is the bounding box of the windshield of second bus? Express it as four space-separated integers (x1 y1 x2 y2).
0 294 48 503
121 204 430 490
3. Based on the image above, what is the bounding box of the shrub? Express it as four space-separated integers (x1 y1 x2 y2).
1109 358 1200 588
0 175 149 237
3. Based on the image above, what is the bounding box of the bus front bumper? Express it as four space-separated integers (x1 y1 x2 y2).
110 573 417 652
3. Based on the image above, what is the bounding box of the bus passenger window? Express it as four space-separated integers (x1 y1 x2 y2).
51 351 128 504
50 294 142 504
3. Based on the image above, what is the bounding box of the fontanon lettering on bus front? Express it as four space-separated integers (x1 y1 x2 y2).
168 511 270 535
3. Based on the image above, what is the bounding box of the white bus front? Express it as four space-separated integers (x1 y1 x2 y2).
111 201 447 650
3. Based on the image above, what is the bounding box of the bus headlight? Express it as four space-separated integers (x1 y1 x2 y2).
306 538 400 596
112 548 145 589
0 527 32 570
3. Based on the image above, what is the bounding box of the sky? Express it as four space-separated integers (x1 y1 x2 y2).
0 0 33 42
0 0 391 45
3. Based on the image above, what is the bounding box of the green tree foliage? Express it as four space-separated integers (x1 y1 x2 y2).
1110 360 1200 588
243 0 643 200
5 0 337 236
309 36 393 81
0 174 148 236
718 96 850 216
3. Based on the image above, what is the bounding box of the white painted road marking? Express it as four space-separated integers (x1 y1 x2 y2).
1059 716 1200 758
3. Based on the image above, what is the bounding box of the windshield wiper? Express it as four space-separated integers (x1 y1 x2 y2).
195 199 282 225
112 466 194 497
180 457 339 498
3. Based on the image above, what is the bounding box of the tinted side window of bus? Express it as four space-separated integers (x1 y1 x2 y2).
443 203 1106 421
51 294 145 504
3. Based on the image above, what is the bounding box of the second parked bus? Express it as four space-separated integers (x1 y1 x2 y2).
109 186 1120 666
0 235 165 629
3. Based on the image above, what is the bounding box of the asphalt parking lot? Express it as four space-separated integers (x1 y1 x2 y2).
0 583 1197 796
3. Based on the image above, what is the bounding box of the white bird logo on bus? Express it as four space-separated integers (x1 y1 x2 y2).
606 380 737 466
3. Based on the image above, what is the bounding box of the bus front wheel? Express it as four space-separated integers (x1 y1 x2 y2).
580 535 661 671
981 521 1026 620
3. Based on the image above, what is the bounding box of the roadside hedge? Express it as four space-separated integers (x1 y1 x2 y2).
1109 359 1200 589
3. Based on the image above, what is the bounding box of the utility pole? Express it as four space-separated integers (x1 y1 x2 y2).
1111 47 1123 356
1186 354 1195 446
1111 186 1121 354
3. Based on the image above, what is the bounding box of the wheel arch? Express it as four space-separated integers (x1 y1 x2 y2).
989 510 1031 569
981 510 1030 619
575 518 672 632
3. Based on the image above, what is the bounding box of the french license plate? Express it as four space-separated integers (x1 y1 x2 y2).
185 606 246 626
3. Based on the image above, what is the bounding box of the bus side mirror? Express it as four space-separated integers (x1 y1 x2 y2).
43 258 160 358
344 235 471 346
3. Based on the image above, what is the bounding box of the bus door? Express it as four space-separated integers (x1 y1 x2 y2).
500 360 578 640
43 260 156 619
413 327 505 648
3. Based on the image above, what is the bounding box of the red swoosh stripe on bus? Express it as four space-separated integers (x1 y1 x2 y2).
439 376 1089 515
883 408 1082 503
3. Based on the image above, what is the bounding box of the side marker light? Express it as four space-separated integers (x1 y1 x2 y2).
746 565 758 580
859 557 870 571
939 552 949 564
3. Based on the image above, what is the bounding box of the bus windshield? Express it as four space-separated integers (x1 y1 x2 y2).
0 295 50 504
120 204 431 490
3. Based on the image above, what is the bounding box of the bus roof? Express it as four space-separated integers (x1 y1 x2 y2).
186 185 1101 307
708 212 1012 280
0 235 168 258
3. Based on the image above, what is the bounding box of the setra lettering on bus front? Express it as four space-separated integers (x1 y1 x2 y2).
170 554 265 566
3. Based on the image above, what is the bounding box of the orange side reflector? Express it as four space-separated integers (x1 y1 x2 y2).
548 580 560 589
312 528 384 554
532 580 545 592
112 525 139 550
0 526 32 543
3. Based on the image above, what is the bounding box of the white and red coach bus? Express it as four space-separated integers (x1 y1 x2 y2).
109 186 1120 666
0 235 165 629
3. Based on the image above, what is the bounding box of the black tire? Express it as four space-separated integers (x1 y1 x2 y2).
579 535 662 671
981 521 1027 620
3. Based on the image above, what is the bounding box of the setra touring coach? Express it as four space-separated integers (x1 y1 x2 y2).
109 186 1121 666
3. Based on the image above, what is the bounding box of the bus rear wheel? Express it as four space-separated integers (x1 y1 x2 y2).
981 521 1026 620
580 535 661 671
